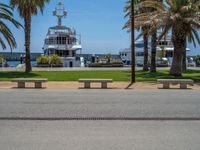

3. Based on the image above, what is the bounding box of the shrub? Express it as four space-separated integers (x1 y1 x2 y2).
112 61 123 65
89 62 124 67
36 56 49 64
162 60 168 65
194 55 200 63
49 54 63 65
0 56 3 64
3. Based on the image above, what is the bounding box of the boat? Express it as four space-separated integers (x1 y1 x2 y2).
43 2 84 67
119 34 192 66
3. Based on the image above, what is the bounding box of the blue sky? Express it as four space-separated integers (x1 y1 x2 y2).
1 0 200 55
2 0 130 54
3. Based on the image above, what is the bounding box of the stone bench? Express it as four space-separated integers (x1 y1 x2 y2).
12 78 48 88
79 79 113 89
157 79 194 89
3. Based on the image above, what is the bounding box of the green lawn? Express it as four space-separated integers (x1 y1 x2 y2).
0 70 200 82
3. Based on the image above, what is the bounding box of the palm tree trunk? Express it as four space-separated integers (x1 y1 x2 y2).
24 12 32 73
170 28 184 76
182 37 187 70
150 30 157 72
170 45 183 76
143 28 149 71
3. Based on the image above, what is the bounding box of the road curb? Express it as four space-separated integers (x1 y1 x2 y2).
0 117 200 121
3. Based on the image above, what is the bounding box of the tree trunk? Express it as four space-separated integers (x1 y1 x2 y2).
182 37 187 70
24 12 32 73
170 27 185 76
143 28 149 71
150 31 157 72
170 44 184 76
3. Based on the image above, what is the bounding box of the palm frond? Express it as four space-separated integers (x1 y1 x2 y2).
0 3 22 50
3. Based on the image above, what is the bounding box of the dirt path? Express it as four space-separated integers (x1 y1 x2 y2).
0 81 199 90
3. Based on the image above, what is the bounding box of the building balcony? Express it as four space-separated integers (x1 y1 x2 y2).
43 44 81 51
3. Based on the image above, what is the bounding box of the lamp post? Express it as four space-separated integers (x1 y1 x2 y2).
131 0 136 83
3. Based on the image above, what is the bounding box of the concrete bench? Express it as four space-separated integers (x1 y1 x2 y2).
12 78 48 88
157 79 194 89
79 79 113 89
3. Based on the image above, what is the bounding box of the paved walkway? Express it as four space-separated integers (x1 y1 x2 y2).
0 67 130 71
1 81 199 90
0 66 199 71
0 66 200 71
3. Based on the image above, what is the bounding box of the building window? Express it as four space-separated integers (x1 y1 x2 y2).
49 38 54 44
136 52 144 56
68 39 72 44
62 37 66 44
57 37 62 44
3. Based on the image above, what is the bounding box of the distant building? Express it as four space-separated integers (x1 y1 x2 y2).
77 54 122 64
0 52 41 61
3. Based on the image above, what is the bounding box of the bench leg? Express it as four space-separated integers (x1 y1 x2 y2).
35 82 42 88
84 82 91 88
18 82 25 88
180 83 187 89
101 82 108 89
163 83 170 89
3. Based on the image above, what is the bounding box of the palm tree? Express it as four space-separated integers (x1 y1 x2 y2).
10 0 50 73
150 29 157 72
0 3 21 50
123 0 137 85
142 26 149 71
182 36 187 70
150 0 163 73
124 0 149 71
136 0 200 76
137 1 151 71
134 0 163 73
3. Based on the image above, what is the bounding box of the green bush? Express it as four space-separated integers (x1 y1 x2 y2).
36 56 49 64
91 62 123 65
0 56 3 64
112 61 123 65
162 60 168 65
49 54 63 65
194 55 200 64
89 62 124 67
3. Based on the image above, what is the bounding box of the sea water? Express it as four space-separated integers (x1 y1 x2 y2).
4 61 37 67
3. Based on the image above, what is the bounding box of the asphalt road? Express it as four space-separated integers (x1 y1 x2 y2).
1 89 200 150
0 89 200 119
0 120 200 150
